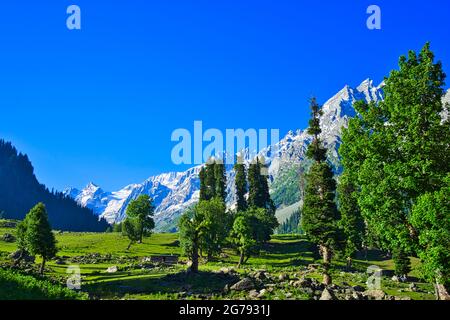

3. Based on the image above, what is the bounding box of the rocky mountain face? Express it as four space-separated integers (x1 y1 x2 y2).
64 79 387 231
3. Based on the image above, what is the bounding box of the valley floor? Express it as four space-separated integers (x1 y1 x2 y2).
0 221 436 300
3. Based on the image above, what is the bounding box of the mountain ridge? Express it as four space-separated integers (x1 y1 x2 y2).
65 78 389 231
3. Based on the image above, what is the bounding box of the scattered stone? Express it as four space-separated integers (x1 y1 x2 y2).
391 275 399 282
409 283 418 292
254 271 267 280
106 266 118 273
248 290 259 299
278 273 289 281
364 289 386 300
352 292 364 300
2 233 15 242
308 264 321 270
223 284 230 294
320 288 336 300
230 278 255 291
352 285 365 292
285 292 293 298
257 289 267 298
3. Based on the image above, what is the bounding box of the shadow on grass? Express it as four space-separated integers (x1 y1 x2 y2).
83 270 240 299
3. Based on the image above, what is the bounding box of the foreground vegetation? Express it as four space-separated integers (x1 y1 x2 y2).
0 222 436 300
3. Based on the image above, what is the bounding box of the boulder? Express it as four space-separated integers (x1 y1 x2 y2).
352 285 365 292
257 289 268 298
106 266 118 273
248 290 259 299
364 289 386 300
278 273 289 281
320 288 336 300
2 233 15 242
409 283 418 292
231 278 255 291
254 271 267 280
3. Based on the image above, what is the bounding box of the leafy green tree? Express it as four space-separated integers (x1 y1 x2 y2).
22 203 57 275
392 247 411 277
339 43 449 277
125 195 155 243
230 211 257 267
302 97 340 285
234 155 248 212
411 178 450 300
197 198 229 260
178 205 207 273
337 173 365 269
122 217 141 250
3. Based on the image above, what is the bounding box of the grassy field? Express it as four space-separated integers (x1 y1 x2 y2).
0 221 436 300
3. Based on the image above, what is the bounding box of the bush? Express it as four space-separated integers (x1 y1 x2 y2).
0 268 87 300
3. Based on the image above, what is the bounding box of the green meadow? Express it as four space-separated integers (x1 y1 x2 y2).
0 221 435 300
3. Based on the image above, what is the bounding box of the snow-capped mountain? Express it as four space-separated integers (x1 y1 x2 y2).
65 79 386 231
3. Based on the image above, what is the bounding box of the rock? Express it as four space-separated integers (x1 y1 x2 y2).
391 275 399 282
352 285 365 292
55 259 65 265
231 278 255 291
2 233 15 242
278 273 289 281
285 292 293 298
223 284 230 294
257 289 267 298
409 283 418 292
320 288 336 300
364 289 386 300
248 290 259 299
254 271 267 280
106 266 118 273
352 292 364 300
9 250 35 263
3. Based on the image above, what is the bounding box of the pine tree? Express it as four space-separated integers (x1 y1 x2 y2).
337 173 365 270
302 97 340 285
234 155 248 212
204 159 217 200
214 161 227 202
22 203 57 275
199 167 208 201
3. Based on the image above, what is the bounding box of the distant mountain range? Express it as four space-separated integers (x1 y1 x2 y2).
0 140 109 232
65 79 390 232
64 82 450 232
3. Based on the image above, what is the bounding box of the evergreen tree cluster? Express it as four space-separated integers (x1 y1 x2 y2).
179 155 278 271
0 140 109 232
277 210 301 234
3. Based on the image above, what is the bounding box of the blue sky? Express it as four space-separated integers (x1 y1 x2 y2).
0 0 449 191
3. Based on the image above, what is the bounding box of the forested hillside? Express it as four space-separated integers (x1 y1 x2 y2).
0 140 108 231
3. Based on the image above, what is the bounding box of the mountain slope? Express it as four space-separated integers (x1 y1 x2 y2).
0 140 109 232
65 79 386 231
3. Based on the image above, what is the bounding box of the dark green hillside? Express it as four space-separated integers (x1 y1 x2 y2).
0 140 109 232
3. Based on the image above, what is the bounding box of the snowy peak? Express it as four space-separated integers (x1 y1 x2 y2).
65 79 385 231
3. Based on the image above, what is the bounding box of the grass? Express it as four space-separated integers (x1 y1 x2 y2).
0 268 87 300
0 223 436 300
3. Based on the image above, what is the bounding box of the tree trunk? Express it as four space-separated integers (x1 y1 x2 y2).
191 236 199 273
321 245 332 285
237 251 245 268
346 256 352 271
127 241 133 251
40 257 46 275
435 282 450 300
